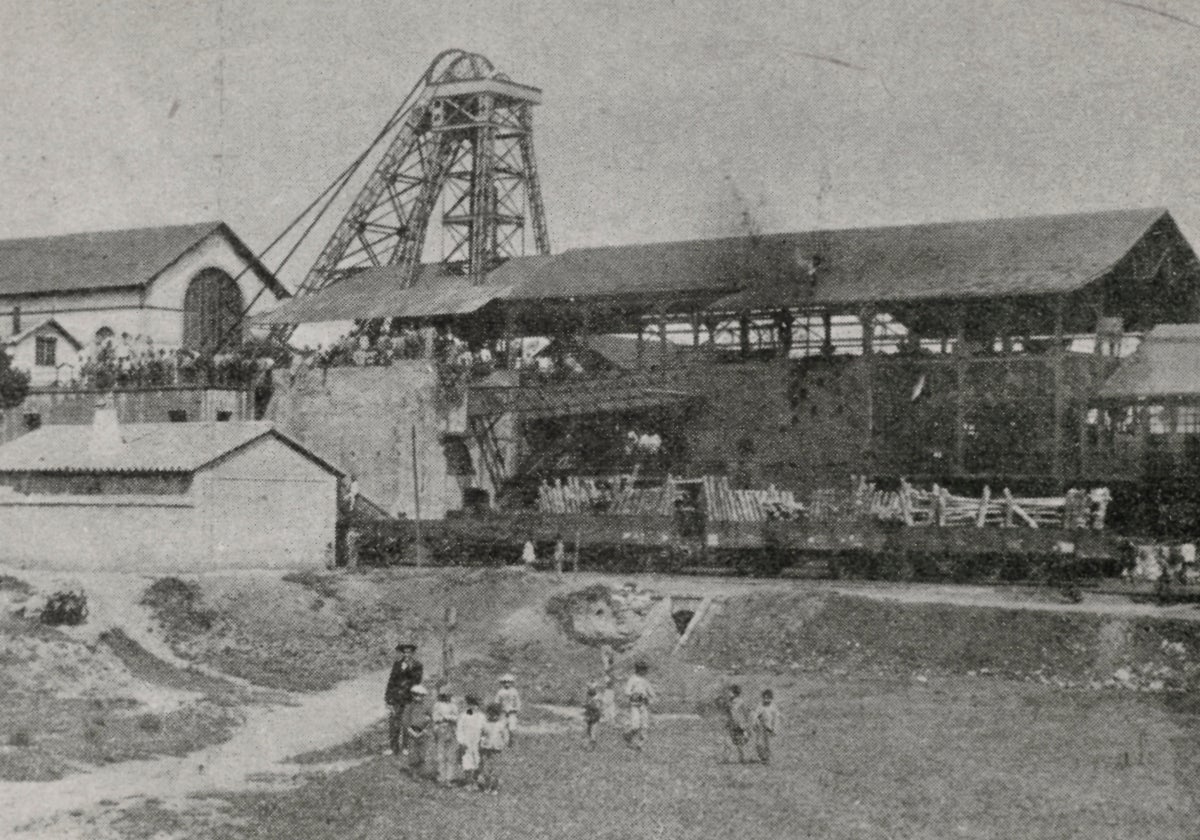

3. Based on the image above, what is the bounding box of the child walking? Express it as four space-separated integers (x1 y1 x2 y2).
623 661 654 750
456 694 485 786
495 674 522 746
477 702 510 794
752 689 780 764
583 683 603 748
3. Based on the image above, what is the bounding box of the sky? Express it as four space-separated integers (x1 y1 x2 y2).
2 0 1200 291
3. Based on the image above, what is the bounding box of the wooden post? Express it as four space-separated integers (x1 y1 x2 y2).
976 485 991 528
861 306 875 477
1051 295 1066 487
738 311 751 358
691 311 701 348
1003 487 1015 528
410 425 425 565
442 605 457 680
953 303 967 476
822 311 834 357
636 321 645 368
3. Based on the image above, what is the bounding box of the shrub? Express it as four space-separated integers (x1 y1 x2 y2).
8 729 31 747
137 713 163 734
0 574 32 595
41 590 88 626
141 577 216 634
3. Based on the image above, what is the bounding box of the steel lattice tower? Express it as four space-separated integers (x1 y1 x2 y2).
293 51 550 307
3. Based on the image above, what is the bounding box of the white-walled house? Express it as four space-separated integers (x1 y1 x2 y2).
0 409 342 570
0 222 289 374
3 319 83 386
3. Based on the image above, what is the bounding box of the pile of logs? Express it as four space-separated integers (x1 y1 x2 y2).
857 479 1110 530
701 476 802 522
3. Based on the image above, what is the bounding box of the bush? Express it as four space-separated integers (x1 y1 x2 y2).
40 590 88 626
0 574 32 595
141 577 216 634
8 730 31 748
137 713 163 734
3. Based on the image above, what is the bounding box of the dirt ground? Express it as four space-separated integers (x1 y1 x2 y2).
5 566 1200 838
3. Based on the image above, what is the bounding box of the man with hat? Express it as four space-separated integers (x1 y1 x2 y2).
385 638 424 756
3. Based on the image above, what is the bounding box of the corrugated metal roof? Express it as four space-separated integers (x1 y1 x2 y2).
1098 323 1200 399
255 208 1176 323
711 207 1173 309
253 258 542 325
0 222 289 298
0 421 343 475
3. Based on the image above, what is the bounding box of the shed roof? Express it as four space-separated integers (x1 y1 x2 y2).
1098 323 1200 400
0 421 343 475
0 222 290 299
4 318 83 351
255 207 1178 324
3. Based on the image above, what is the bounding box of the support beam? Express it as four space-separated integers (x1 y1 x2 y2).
953 303 967 476
822 311 834 358
861 306 876 476
1051 295 1066 486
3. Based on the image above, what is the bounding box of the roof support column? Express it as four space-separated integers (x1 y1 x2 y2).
691 311 701 348
636 320 645 369
658 305 669 368
953 303 967 477
860 305 876 477
738 310 751 359
822 311 834 358
1051 294 1066 487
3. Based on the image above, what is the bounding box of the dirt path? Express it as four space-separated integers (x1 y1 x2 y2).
0 666 393 834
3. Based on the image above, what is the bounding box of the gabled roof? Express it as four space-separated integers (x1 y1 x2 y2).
256 208 1180 324
0 421 343 475
1098 323 1200 400
0 222 290 299
3 318 83 351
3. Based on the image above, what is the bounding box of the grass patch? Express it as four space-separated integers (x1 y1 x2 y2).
107 677 1200 840
142 578 218 637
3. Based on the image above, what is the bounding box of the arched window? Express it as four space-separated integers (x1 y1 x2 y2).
183 268 244 352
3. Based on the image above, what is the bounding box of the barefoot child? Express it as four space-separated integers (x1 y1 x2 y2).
583 683 603 747
477 702 509 794
752 689 779 764
495 674 522 746
721 684 750 763
431 686 459 785
456 694 484 785
623 661 654 750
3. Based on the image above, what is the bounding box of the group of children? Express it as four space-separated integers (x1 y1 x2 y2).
400 664 781 797
404 674 522 794
719 684 780 764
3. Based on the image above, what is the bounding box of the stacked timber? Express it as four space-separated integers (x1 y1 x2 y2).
873 480 1110 530
701 476 802 522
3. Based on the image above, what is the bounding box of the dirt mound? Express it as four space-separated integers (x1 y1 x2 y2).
545 583 664 649
685 590 1200 691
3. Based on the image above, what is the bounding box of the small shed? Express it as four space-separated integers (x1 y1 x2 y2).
0 407 342 570
3 318 82 387
1090 324 1200 478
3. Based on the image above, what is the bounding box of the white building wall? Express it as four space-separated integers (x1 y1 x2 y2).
0 230 286 356
0 437 337 571
199 435 338 568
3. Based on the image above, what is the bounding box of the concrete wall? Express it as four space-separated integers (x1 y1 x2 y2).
266 363 475 519
0 436 336 571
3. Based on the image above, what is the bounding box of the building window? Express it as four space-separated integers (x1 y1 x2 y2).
1148 405 1170 436
216 410 232 422
34 335 56 367
1177 406 1200 434
168 409 188 423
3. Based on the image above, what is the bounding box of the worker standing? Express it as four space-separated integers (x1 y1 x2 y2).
384 639 424 756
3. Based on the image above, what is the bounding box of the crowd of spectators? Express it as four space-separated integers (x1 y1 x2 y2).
58 333 284 390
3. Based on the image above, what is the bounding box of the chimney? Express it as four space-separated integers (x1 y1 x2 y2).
90 395 125 460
